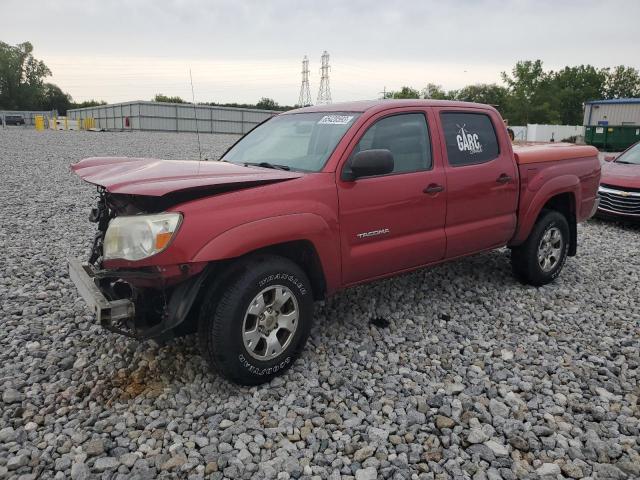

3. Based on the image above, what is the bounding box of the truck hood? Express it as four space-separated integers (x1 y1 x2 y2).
601 161 640 190
71 157 303 196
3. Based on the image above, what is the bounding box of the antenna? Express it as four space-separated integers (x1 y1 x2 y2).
317 51 332 105
189 68 203 161
298 56 312 107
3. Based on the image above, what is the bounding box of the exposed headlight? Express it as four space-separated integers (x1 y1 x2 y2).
103 213 182 261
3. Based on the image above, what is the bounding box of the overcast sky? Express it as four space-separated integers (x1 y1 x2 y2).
2 0 639 105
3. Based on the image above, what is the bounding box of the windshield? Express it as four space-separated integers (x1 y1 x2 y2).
615 142 640 165
223 112 360 172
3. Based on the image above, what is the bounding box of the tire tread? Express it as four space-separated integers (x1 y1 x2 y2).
198 255 312 385
511 210 569 286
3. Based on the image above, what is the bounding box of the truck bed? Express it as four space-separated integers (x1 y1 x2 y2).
513 142 598 164
510 142 601 246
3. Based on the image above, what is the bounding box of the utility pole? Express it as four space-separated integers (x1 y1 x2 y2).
298 56 312 107
317 51 332 105
379 86 387 99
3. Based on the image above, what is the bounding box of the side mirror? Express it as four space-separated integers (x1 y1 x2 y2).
604 155 616 162
342 149 394 181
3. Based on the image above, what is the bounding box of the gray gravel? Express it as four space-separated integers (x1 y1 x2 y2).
1 128 639 480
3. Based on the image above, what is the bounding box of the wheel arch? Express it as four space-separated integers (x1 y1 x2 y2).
245 240 328 300
193 213 339 291
510 175 579 255
174 239 329 337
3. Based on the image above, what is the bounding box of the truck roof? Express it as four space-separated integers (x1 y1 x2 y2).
286 99 496 114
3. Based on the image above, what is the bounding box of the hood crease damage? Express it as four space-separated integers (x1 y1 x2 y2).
71 156 304 198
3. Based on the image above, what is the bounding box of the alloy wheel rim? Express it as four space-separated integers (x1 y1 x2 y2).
537 227 563 272
242 285 299 361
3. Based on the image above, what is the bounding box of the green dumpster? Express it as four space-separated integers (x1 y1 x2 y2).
585 125 640 151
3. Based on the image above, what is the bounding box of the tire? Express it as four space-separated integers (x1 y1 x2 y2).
198 255 313 385
511 210 570 286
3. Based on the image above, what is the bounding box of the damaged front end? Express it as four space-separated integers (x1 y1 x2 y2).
68 156 304 340
69 188 207 340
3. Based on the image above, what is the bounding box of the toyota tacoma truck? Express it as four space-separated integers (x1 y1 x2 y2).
68 100 601 385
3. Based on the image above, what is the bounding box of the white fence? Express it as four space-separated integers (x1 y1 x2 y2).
510 126 527 141
68 101 278 135
511 124 585 142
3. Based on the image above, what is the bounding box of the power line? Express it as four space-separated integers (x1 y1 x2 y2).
317 51 332 105
297 55 312 107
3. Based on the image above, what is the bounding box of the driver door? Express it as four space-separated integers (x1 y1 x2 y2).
336 109 447 285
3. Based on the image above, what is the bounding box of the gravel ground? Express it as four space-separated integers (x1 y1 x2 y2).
1 128 639 480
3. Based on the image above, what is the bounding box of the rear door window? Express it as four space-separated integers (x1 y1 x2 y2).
441 112 500 166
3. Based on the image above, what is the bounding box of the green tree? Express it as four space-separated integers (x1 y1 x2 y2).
72 99 107 109
0 41 51 109
501 60 559 124
40 83 72 113
604 65 640 98
501 60 545 101
422 83 452 100
255 97 279 110
454 84 508 109
201 100 293 112
390 86 420 99
153 93 186 103
550 65 607 124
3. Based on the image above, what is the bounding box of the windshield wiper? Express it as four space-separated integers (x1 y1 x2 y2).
244 162 290 171
615 160 634 164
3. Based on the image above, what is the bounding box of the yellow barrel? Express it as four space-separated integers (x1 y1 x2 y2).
35 115 45 131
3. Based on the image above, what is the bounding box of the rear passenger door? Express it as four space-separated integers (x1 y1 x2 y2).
337 110 447 284
436 109 518 258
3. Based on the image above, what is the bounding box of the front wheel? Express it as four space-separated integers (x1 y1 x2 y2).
511 210 570 286
198 255 313 385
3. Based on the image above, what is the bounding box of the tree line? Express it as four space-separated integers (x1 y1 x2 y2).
152 94 293 111
1 41 639 124
0 41 105 113
385 60 640 125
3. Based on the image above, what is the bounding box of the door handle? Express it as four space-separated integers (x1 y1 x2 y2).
423 183 444 194
496 174 512 184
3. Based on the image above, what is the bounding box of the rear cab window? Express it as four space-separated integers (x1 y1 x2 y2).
441 112 500 166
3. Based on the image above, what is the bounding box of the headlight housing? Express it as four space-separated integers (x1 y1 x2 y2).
103 213 182 261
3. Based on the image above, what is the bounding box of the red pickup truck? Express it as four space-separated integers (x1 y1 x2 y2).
69 100 600 384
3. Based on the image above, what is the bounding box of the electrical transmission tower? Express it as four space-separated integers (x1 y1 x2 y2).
297 56 312 107
317 51 332 104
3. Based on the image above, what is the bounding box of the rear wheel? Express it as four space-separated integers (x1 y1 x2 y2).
198 255 313 385
511 210 570 286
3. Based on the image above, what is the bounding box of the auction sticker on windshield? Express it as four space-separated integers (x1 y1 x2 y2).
318 115 354 125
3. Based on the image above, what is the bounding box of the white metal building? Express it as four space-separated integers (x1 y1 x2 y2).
67 101 278 135
510 124 584 142
583 98 640 126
